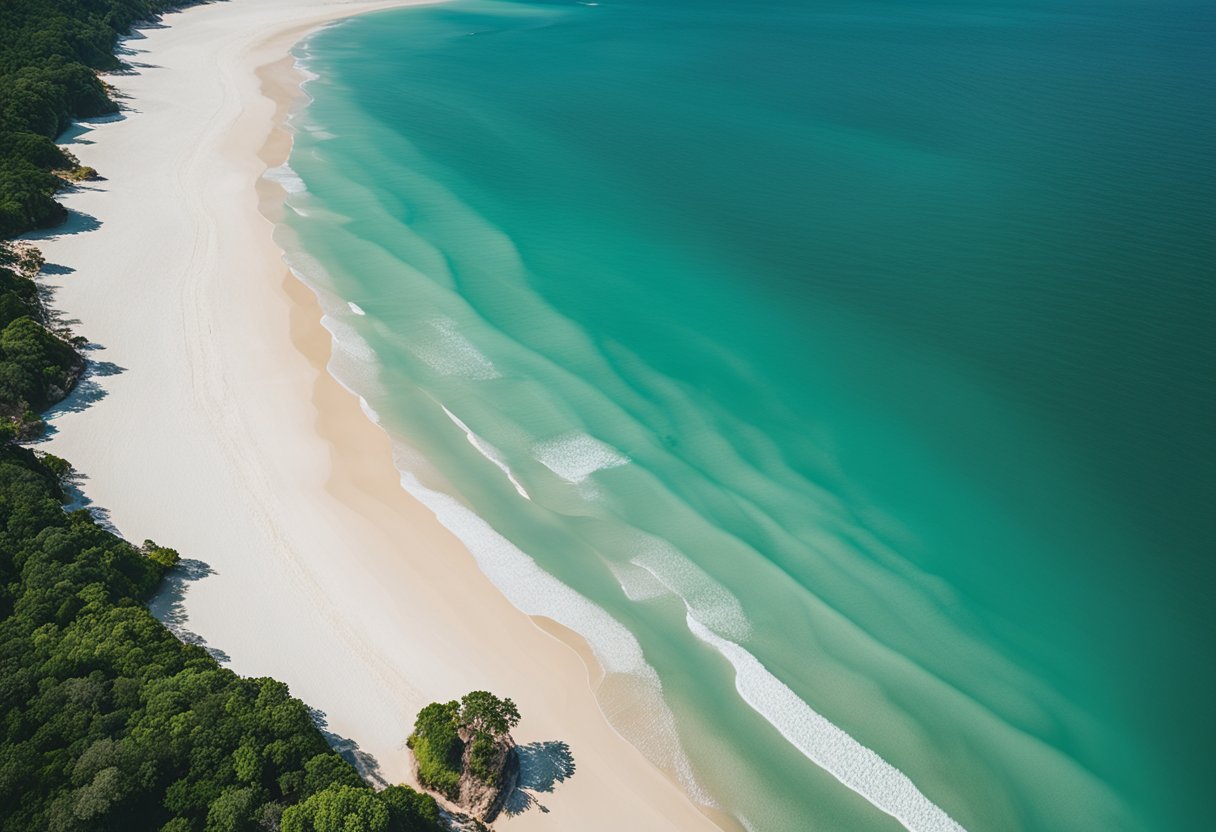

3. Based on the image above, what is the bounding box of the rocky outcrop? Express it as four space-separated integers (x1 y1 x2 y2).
407 692 523 825
456 734 519 824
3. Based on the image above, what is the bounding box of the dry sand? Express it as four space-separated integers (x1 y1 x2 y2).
28 1 725 829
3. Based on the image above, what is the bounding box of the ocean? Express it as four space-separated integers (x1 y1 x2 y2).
274 1 1215 829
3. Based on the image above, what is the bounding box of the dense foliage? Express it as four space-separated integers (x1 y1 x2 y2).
0 6 448 831
407 703 463 799
0 244 83 440
0 446 445 832
407 692 520 797
0 0 202 237
280 784 443 832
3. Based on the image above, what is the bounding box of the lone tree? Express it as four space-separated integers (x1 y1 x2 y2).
458 691 520 739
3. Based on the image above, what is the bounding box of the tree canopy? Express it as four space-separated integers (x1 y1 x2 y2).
0 243 86 440
0 444 444 832
457 691 520 739
0 0 206 237
407 691 521 799
0 6 447 830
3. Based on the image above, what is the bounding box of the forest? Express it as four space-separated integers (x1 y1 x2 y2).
0 442 443 831
1 3 449 830
0 0 196 237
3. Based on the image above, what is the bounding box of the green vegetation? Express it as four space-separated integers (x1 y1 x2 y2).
1 0 201 237
143 539 182 569
0 10 449 832
0 444 445 831
407 692 520 797
407 702 463 799
0 1 196 434
0 243 83 440
0 1 515 828
281 784 443 832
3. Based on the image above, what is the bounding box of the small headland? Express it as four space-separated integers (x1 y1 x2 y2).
409 691 544 826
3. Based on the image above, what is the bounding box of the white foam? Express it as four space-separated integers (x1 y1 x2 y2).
534 432 628 484
686 616 966 832
284 252 333 293
320 314 377 365
293 59 320 86
630 536 751 641
441 405 531 500
263 162 307 194
414 318 500 380
357 397 381 426
609 562 668 602
347 301 366 316
392 464 712 804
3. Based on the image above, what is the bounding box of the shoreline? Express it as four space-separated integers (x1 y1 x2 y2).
31 1 728 830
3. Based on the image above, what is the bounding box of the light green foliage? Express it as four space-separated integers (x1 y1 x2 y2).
466 734 499 785
408 691 521 796
232 745 263 785
205 786 268 832
280 784 444 832
304 753 365 795
35 451 69 480
143 539 182 569
457 691 519 739
159 819 194 832
281 785 389 832
406 701 462 799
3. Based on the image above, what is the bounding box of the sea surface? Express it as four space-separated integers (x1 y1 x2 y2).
275 1 1215 829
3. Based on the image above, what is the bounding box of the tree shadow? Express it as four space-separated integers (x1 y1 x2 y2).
39 354 126 421
39 262 75 275
148 557 232 664
23 209 102 240
58 180 109 194
437 809 490 832
57 123 97 145
111 61 161 75
55 464 117 533
307 707 389 788
503 741 576 817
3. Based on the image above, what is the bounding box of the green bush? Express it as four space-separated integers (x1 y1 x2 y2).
0 315 80 415
407 701 463 799
280 783 443 832
34 451 69 480
467 733 500 785
408 691 521 796
143 538 181 569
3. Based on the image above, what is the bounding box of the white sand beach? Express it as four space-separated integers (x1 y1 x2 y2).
28 0 725 828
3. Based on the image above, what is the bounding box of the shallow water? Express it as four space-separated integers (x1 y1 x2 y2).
278 2 1215 829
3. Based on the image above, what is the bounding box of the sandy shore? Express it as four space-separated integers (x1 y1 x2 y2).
28 1 724 829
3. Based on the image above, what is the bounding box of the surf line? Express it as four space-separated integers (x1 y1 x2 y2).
687 617 966 832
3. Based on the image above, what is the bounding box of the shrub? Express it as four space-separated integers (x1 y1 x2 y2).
143 538 181 569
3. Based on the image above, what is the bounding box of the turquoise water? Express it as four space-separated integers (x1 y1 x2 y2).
278 1 1215 829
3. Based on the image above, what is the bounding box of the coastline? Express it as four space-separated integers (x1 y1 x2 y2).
31 1 727 830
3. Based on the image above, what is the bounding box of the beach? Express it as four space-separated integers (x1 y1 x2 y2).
28 0 725 829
